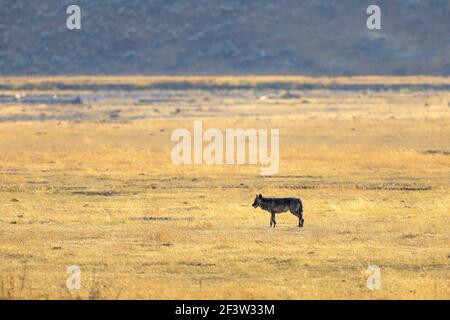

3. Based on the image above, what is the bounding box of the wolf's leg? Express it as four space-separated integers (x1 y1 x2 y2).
290 207 301 227
271 212 276 228
298 211 304 227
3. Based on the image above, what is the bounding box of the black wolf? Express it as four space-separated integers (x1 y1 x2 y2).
252 194 304 228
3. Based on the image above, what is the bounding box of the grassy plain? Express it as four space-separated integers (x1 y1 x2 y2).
0 77 449 299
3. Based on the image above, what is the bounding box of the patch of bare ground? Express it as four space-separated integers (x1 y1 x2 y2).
422 150 450 156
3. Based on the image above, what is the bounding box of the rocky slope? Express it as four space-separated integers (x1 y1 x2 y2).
1 0 449 75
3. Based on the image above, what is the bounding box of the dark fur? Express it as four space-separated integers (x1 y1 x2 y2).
252 194 304 228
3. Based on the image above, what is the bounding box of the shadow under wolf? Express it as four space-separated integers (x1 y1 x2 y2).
252 194 304 228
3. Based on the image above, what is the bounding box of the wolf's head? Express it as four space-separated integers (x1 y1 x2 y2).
252 194 263 208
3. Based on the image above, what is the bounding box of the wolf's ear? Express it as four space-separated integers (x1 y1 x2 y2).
258 194 262 198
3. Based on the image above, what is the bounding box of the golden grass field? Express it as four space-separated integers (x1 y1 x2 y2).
0 76 449 299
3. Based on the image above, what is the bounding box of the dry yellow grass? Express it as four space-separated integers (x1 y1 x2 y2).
2 75 450 86
0 77 449 299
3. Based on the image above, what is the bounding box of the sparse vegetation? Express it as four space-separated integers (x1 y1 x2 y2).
0 77 449 299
